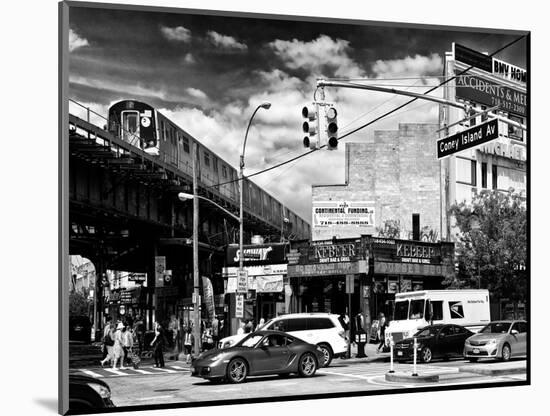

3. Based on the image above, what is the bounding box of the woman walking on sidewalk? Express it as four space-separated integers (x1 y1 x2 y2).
100 322 115 368
112 322 126 370
377 313 388 353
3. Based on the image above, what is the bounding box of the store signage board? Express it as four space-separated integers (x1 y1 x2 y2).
235 294 244 318
237 270 248 293
312 200 375 241
437 119 499 159
226 243 287 266
375 261 445 276
288 260 368 277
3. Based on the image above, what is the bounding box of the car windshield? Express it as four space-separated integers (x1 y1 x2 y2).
394 301 409 320
409 300 425 319
415 327 438 337
237 334 263 348
480 322 512 334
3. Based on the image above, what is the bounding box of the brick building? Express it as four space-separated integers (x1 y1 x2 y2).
312 123 442 241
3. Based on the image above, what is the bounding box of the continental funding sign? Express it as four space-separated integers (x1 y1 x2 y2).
312 200 375 241
437 119 499 159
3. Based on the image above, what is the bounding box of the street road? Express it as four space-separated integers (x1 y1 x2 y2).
70 358 526 407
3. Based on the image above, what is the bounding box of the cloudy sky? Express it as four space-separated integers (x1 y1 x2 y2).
68 5 527 222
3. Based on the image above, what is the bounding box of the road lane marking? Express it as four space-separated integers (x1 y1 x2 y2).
78 369 103 378
104 368 127 376
135 395 175 401
131 369 155 375
155 367 178 373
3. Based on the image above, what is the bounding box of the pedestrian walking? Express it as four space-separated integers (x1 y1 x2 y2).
211 315 220 347
256 317 265 331
150 322 165 368
338 312 351 358
133 315 145 354
100 319 115 368
377 313 388 353
237 320 245 335
183 326 194 363
112 322 126 370
353 310 367 358
122 325 134 366
244 319 253 333
101 316 113 360
201 323 214 352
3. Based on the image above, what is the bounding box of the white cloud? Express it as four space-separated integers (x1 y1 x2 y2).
184 53 196 64
161 26 192 42
206 31 248 51
372 53 443 77
268 35 365 79
69 29 89 52
186 88 208 100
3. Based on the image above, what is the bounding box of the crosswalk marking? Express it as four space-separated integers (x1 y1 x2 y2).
78 369 103 378
73 365 190 379
132 369 155 375
104 368 128 376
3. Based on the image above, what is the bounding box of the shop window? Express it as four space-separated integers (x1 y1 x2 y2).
481 162 488 188
213 158 218 174
222 165 228 179
456 158 477 186
492 165 498 190
203 151 210 167
481 105 488 122
508 114 524 141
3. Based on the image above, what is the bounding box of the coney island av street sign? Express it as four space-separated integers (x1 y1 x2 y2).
437 118 499 159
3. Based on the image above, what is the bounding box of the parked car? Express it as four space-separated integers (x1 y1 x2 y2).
218 313 347 366
191 330 324 383
69 315 92 343
464 320 527 362
393 324 473 363
69 374 115 411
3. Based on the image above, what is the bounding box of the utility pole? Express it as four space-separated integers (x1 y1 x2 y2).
192 141 201 356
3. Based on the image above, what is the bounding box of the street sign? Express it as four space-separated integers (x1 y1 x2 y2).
235 294 244 318
346 274 355 294
237 270 248 293
437 119 499 159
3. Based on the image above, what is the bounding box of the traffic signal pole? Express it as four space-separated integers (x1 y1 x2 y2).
316 79 526 131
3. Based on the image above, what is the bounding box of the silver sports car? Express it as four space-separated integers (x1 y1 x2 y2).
191 330 325 383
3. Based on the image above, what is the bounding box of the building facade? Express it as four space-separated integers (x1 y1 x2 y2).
313 123 442 242
440 43 527 240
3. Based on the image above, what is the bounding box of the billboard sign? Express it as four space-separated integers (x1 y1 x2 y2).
312 200 375 241
455 74 526 116
437 119 499 159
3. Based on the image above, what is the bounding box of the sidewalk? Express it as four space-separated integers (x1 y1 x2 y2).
458 358 526 376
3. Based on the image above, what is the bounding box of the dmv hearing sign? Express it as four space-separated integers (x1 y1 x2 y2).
437 119 499 159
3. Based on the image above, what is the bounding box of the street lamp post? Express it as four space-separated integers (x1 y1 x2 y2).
178 188 239 358
239 102 270 332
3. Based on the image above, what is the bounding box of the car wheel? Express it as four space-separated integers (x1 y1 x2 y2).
317 344 333 367
226 358 248 383
420 347 433 363
501 343 511 362
298 353 317 377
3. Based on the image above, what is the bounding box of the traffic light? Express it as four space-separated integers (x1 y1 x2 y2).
302 105 318 149
326 106 338 150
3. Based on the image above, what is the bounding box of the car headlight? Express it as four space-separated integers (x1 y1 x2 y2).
486 339 497 345
87 383 111 399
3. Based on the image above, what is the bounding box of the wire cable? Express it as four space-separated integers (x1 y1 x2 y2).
210 34 526 187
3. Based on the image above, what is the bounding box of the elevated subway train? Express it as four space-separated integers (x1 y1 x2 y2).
107 100 310 240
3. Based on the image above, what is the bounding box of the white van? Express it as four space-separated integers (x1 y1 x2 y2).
385 290 491 346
